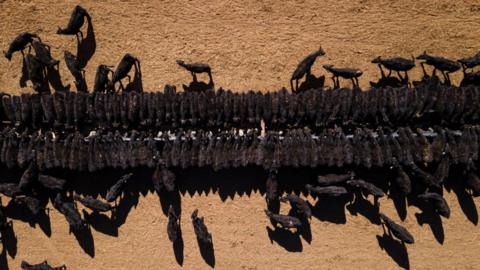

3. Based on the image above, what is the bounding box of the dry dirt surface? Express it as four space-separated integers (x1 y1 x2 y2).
1 0 480 269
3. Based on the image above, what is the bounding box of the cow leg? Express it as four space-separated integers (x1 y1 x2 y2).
208 71 213 85
380 222 387 234
396 71 404 81
378 64 386 78
118 80 125 92
76 32 84 43
445 72 452 85
420 62 427 77
441 71 448 84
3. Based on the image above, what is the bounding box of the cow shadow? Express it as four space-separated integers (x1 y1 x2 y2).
83 210 118 237
182 81 214 93
266 226 302 252
390 190 408 221
124 62 143 93
0 248 8 270
287 208 312 244
18 57 51 94
311 195 350 224
460 71 480 87
197 237 215 268
410 197 445 244
46 66 71 93
376 233 410 269
19 57 29 88
111 191 140 228
370 76 404 88
445 175 478 225
74 76 88 93
71 225 95 258
296 74 325 93
266 198 280 214
1 223 17 259
346 195 381 225
4 198 52 237
158 189 182 217
76 16 96 69
172 232 184 266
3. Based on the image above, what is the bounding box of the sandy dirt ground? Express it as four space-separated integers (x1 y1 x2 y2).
1 0 480 269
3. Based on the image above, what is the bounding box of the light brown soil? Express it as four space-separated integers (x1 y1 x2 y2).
1 1 480 269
